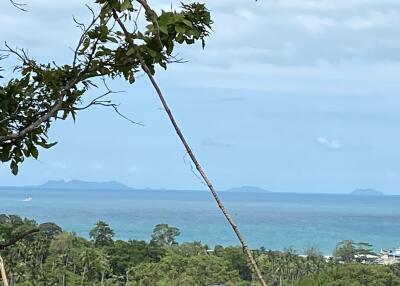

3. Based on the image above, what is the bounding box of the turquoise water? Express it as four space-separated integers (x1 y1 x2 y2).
1 188 400 254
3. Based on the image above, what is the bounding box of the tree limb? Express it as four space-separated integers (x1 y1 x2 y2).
0 81 77 143
0 228 39 250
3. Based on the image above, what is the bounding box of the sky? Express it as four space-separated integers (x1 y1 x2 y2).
1 0 400 193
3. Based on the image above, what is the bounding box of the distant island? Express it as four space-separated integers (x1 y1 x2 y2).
350 188 384 196
37 180 132 190
224 186 270 193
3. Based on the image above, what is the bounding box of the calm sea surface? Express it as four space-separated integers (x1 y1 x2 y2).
1 188 400 254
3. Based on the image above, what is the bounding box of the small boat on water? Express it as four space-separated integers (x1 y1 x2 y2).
23 197 32 202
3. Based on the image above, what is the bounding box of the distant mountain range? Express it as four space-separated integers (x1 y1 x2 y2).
37 180 132 190
350 188 384 196
0 180 387 195
224 186 270 193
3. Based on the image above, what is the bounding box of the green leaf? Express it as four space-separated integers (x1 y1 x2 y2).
159 61 167 70
10 160 18 175
36 140 57 149
22 149 30 157
107 36 119 43
99 25 109 41
159 25 168 34
182 19 193 28
79 38 90 54
30 145 38 159
128 74 135 84
175 26 186 34
126 47 136 56
120 0 132 11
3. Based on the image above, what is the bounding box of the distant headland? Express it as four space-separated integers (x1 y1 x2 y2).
224 186 270 193
350 188 384 196
36 179 132 190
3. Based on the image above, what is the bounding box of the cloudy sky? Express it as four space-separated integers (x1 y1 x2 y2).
1 0 400 193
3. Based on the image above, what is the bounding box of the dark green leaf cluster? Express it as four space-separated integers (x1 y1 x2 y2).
256 248 327 285
0 63 82 174
89 221 115 247
333 240 377 263
291 264 400 286
150 223 181 246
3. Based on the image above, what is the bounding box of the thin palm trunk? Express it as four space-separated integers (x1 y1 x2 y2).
80 267 86 286
111 6 268 286
0 256 9 286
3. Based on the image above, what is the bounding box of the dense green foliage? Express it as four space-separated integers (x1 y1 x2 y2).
257 248 327 286
1 214 400 286
291 264 400 286
0 215 245 285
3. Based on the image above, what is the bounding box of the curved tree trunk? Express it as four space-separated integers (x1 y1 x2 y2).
111 7 268 286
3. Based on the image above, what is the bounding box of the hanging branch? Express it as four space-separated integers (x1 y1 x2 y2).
72 79 144 126
0 228 39 250
111 7 268 286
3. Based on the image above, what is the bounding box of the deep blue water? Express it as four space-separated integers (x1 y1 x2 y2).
1 188 400 254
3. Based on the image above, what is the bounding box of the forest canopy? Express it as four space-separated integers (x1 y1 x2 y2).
1 214 400 286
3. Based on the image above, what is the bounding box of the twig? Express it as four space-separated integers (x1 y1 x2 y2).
2 43 32 67
72 6 100 68
9 0 27 12
167 53 188 64
73 80 144 126
183 152 206 187
133 5 142 32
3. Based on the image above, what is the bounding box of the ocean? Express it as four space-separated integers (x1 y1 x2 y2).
1 188 400 254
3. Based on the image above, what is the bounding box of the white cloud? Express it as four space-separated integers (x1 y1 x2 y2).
2 0 400 95
317 137 342 149
296 15 336 35
128 166 139 174
92 163 105 170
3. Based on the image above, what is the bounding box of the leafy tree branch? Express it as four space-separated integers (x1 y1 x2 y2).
0 0 211 175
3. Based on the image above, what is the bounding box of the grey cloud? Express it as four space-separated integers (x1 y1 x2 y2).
202 138 233 148
160 0 400 70
217 96 244 103
2 0 400 95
